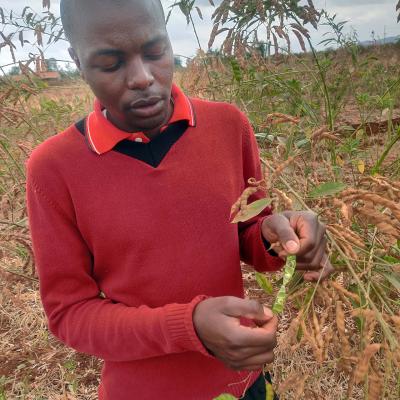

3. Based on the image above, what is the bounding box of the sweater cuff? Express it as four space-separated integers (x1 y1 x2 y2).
258 217 285 271
164 295 212 358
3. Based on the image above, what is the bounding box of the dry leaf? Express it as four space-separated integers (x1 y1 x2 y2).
357 160 365 174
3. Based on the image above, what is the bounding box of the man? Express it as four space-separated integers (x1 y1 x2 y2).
26 0 331 399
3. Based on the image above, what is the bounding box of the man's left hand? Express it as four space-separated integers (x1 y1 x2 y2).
261 211 334 281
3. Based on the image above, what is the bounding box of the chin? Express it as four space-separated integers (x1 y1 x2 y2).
127 113 167 132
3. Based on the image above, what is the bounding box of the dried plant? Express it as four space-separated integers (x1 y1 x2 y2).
208 0 320 57
1 1 400 398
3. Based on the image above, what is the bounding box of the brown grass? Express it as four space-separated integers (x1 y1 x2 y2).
1 47 400 399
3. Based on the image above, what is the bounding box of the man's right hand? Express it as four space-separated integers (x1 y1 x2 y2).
192 297 278 371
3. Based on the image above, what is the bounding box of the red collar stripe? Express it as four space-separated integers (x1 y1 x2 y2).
85 84 195 155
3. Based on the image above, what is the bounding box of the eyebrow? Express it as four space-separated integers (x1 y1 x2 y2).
89 34 168 61
91 49 123 58
141 35 168 51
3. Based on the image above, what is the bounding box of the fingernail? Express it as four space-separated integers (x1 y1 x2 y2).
262 306 273 319
286 240 299 253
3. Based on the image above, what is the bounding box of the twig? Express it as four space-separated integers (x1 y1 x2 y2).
0 220 27 229
0 264 38 282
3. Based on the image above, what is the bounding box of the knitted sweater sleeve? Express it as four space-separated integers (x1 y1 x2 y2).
237 112 284 272
26 154 209 362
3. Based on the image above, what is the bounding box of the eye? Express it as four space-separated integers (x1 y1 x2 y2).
144 45 167 60
93 55 123 72
100 61 123 72
145 52 165 60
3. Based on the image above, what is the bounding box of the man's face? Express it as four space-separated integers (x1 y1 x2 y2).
69 0 174 133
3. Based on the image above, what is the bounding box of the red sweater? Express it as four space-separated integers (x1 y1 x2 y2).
26 97 283 400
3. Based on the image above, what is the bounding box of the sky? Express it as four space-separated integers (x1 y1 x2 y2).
0 0 399 71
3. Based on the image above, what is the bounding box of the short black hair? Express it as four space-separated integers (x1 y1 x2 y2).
60 0 165 45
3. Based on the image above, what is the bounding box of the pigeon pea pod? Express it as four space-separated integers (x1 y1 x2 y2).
272 255 297 315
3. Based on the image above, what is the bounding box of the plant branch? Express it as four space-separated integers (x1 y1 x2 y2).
261 158 399 350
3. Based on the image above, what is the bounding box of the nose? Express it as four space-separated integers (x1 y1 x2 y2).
126 57 155 90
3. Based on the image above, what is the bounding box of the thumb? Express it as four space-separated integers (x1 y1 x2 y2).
273 216 300 254
222 298 273 322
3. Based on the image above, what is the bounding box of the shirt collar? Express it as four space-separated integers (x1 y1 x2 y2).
85 84 195 155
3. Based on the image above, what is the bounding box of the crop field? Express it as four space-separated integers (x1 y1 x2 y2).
1 2 400 399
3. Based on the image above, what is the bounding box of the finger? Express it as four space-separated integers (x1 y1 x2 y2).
303 270 323 281
278 249 288 258
224 361 264 372
230 316 278 349
304 268 332 282
231 350 275 370
222 298 273 323
304 255 334 282
270 215 300 254
256 314 279 332
296 238 327 271
271 243 284 255
309 240 328 268
295 215 326 256
228 343 276 362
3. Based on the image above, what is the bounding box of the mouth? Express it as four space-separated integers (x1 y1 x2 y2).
128 97 165 118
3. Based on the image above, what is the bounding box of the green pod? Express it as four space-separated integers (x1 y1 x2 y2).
272 255 296 315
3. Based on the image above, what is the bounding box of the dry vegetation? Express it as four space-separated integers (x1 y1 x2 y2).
1 5 400 398
0 81 99 400
176 43 400 399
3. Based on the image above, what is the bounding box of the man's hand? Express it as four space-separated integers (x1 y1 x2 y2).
193 297 277 371
262 211 334 281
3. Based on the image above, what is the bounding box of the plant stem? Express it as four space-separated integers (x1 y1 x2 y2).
188 12 215 100
371 127 400 175
0 141 26 179
289 14 334 130
0 220 27 229
0 264 38 283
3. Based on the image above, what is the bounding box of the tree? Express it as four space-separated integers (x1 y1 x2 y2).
9 66 21 75
174 56 183 68
170 0 321 56
208 0 320 56
59 63 80 80
0 4 65 72
46 58 58 72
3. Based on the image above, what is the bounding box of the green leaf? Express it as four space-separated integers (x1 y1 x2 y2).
195 6 203 20
383 255 399 264
230 59 242 83
231 198 272 223
26 13 33 26
308 182 347 198
213 395 237 400
255 272 273 295
272 255 296 314
295 138 310 148
22 6 30 18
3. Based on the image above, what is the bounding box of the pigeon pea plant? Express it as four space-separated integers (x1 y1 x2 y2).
230 180 298 316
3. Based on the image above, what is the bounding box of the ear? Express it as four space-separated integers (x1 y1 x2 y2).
68 47 86 81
